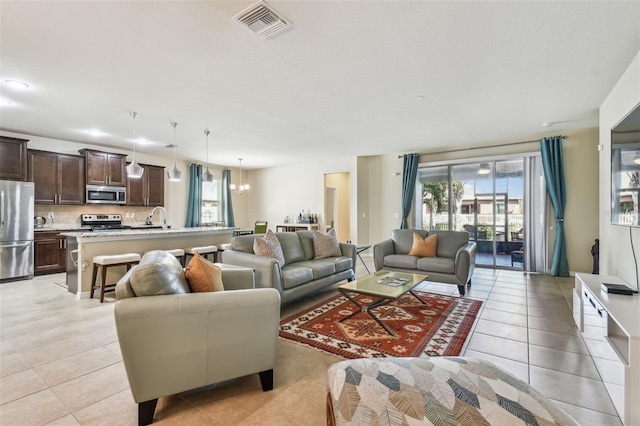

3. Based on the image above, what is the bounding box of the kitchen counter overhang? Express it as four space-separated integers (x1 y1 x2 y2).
61 227 236 297
61 226 234 242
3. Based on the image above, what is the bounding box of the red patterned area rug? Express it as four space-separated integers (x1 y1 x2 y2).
279 290 482 359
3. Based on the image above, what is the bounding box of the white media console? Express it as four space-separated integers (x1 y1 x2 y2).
573 273 640 425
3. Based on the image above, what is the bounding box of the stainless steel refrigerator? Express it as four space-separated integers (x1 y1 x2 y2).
0 180 34 282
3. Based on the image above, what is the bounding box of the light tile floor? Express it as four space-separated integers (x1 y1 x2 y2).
0 259 624 425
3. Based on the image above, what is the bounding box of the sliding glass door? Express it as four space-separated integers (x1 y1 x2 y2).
417 159 525 270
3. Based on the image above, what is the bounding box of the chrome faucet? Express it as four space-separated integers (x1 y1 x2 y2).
147 206 168 231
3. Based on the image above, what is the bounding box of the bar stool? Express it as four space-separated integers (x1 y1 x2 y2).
184 245 218 264
91 253 141 303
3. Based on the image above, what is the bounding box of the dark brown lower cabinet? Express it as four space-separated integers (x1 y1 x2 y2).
34 232 67 275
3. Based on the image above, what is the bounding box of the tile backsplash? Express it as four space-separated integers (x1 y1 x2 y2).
33 205 167 228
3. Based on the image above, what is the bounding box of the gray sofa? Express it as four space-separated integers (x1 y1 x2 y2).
373 229 476 295
221 231 356 304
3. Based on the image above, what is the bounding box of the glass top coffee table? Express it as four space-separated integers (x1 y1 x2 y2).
337 270 429 336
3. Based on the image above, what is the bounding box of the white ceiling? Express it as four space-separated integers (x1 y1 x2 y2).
1 1 639 170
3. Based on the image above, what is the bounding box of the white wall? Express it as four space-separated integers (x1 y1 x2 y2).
599 49 640 284
248 157 358 239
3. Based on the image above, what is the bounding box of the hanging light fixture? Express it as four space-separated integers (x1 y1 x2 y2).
229 158 249 194
478 162 491 175
166 121 183 182
125 111 144 178
202 129 214 183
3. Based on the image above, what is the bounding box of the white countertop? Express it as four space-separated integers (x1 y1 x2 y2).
35 225 90 232
61 226 236 241
36 225 171 232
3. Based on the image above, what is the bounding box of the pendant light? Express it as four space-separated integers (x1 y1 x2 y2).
202 129 214 183
477 162 491 175
229 158 249 194
125 111 144 178
166 121 183 182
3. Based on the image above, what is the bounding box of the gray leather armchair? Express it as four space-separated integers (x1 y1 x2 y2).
114 254 281 425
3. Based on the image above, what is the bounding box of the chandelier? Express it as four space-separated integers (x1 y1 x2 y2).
229 158 249 194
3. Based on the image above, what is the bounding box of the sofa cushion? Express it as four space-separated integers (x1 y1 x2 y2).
313 229 342 259
430 230 469 258
332 256 353 273
296 259 336 280
417 256 455 274
254 230 285 267
408 233 437 257
296 231 316 260
392 229 428 254
129 250 191 297
277 232 306 264
230 234 258 253
185 252 224 293
281 265 314 289
384 254 418 269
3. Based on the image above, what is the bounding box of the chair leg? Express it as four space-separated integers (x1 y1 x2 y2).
457 285 466 296
90 264 99 299
259 369 274 391
138 399 158 426
100 265 108 303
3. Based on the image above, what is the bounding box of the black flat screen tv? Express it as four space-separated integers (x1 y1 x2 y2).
611 102 640 226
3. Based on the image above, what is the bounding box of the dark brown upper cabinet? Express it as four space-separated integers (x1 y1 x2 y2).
127 164 165 207
0 136 28 181
81 149 126 187
28 149 85 205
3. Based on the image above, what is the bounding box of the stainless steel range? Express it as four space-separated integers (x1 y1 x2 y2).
81 214 132 231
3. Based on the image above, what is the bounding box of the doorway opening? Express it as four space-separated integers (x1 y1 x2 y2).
324 172 350 242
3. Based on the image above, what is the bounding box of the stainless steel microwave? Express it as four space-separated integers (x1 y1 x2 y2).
85 185 126 205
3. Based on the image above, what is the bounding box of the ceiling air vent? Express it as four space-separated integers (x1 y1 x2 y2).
234 1 291 40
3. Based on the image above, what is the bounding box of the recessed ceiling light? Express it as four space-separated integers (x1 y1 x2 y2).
4 80 30 89
542 122 553 128
136 138 152 145
0 99 13 106
413 96 425 102
87 129 104 136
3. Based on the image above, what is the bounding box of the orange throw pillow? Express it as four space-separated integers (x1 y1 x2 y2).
185 252 224 292
408 233 437 257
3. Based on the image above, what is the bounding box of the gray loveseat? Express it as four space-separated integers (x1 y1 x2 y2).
373 229 476 295
221 231 356 304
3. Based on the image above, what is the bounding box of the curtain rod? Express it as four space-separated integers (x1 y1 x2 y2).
398 135 566 158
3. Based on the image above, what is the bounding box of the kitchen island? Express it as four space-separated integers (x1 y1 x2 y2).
61 227 235 298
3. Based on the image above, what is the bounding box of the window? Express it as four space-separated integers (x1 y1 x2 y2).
201 178 222 225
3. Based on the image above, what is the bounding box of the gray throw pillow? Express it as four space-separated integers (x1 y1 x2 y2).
129 250 191 296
